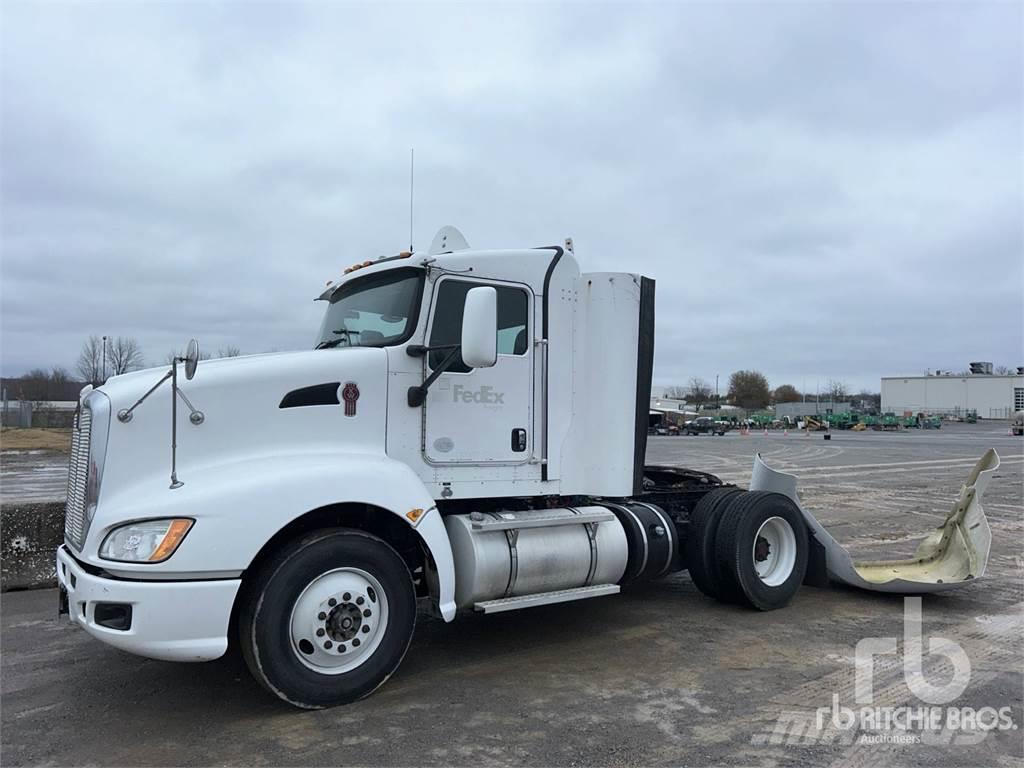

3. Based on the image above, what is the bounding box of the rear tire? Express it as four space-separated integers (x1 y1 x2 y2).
239 528 416 709
685 487 743 599
714 492 808 610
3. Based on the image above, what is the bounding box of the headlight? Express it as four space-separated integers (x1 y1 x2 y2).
99 519 194 563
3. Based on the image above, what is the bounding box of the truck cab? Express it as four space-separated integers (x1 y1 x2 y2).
56 229 664 706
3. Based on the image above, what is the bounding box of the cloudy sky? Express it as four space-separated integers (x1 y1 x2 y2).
2 1 1021 393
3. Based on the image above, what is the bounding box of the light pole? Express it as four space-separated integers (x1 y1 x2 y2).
715 374 719 406
101 335 107 384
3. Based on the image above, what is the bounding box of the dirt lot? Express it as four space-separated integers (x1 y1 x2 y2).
2 423 1022 767
0 427 71 453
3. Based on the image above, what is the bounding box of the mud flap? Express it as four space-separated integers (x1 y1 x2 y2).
749 449 999 594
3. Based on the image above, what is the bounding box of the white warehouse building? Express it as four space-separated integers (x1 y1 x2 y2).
881 371 1024 419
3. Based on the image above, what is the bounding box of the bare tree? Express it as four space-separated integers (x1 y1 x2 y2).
17 369 50 401
663 385 688 400
825 379 848 402
217 345 242 358
108 336 145 376
166 348 214 365
12 367 79 401
687 377 712 406
76 336 104 386
50 366 71 389
857 389 881 411
994 365 1013 375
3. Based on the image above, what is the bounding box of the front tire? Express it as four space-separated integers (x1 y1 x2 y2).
239 528 416 709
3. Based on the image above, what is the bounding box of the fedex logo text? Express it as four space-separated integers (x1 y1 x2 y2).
452 385 505 404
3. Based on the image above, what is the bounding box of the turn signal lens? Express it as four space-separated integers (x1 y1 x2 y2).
405 508 424 523
149 520 194 561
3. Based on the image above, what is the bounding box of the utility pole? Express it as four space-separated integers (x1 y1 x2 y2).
715 374 719 406
101 335 107 384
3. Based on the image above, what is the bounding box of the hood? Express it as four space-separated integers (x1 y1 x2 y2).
94 347 390 511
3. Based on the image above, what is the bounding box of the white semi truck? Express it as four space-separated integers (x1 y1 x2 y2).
57 227 999 709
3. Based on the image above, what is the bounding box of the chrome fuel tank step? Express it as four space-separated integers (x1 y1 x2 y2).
474 584 620 613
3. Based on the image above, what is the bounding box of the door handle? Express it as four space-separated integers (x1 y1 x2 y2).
511 428 527 452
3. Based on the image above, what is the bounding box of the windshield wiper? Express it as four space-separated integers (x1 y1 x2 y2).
315 339 347 350
315 328 360 350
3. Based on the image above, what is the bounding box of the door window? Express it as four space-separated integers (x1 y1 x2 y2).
428 281 529 372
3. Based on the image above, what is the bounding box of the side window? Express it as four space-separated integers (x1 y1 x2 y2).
429 281 529 372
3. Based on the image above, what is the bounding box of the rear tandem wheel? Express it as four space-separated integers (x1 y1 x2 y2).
688 490 809 611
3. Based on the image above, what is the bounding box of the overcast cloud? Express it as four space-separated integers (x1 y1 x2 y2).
2 1 1021 393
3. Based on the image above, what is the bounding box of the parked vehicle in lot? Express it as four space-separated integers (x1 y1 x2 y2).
1013 411 1023 436
684 416 727 436
56 227 1001 709
649 422 679 436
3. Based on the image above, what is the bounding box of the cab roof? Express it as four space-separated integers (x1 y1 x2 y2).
317 227 577 301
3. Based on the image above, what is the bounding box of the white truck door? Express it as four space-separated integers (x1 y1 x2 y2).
423 277 534 464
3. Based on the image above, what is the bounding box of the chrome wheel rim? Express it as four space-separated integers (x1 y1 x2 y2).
752 516 797 587
289 567 389 674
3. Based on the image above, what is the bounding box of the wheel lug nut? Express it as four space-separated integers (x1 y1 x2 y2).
328 598 337 607
361 625 369 634
324 640 333 649
318 612 326 620
338 644 346 653
363 609 371 617
352 638 361 647
316 628 325 637
356 596 365 605
343 592 351 601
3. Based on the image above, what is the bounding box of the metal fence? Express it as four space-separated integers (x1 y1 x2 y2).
1 400 77 428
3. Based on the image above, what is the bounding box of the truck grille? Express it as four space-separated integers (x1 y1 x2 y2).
64 405 92 549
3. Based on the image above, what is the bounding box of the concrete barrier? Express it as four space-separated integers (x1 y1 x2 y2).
1 501 64 591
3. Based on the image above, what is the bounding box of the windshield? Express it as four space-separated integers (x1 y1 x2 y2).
316 267 424 349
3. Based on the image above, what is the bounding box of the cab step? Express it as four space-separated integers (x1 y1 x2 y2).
473 584 620 614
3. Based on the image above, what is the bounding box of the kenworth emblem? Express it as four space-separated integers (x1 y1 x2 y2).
342 382 360 416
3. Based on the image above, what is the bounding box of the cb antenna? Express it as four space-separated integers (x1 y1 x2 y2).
409 148 415 253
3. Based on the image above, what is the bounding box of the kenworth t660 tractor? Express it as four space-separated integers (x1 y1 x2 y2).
57 227 999 708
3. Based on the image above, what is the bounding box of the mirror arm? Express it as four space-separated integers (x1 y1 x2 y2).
407 346 462 407
406 343 459 358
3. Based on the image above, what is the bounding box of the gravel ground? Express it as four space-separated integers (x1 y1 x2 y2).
2 423 1022 767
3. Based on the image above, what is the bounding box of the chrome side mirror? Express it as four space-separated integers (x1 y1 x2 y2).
184 338 200 380
461 287 497 368
115 337 204 489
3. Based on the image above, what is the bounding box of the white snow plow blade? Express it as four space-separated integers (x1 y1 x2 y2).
749 449 999 594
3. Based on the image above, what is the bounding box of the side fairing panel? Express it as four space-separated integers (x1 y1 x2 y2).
750 450 998 593
558 273 644 497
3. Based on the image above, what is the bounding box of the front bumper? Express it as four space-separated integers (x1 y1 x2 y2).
56 545 240 662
